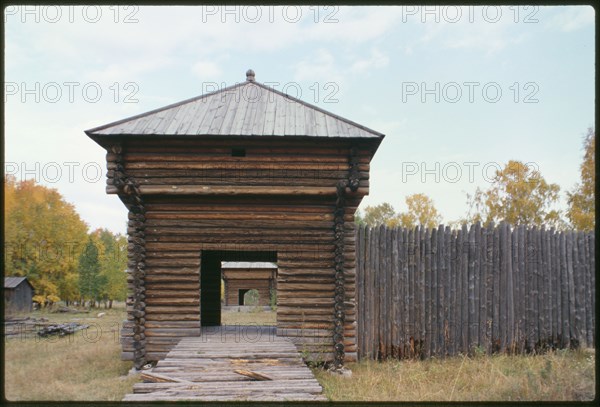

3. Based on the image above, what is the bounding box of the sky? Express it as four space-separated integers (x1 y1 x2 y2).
4 5 595 235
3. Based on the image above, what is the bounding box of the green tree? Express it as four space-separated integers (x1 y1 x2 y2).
78 237 105 308
361 202 399 227
465 160 562 228
567 128 595 231
354 209 366 226
398 193 442 229
4 177 88 300
92 228 127 308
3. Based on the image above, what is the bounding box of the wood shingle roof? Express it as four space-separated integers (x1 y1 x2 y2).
85 70 384 141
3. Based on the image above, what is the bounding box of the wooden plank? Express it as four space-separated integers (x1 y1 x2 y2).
542 228 552 346
492 224 500 353
356 225 364 358
550 228 559 347
424 227 432 358
366 226 376 357
233 369 272 381
141 372 193 384
377 224 385 358
410 227 417 358
472 223 481 350
506 223 514 353
431 227 438 356
583 232 593 347
537 227 544 348
559 232 570 348
456 227 465 354
517 225 526 353
566 231 576 345
449 228 458 356
386 227 393 358
467 224 476 353
439 225 447 357
573 231 584 346
391 227 400 358
480 224 489 353
417 226 424 358
588 233 595 346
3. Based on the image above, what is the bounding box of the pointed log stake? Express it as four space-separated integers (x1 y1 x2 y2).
233 369 273 381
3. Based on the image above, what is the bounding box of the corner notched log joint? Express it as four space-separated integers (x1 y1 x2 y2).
333 179 347 369
332 146 359 369
110 142 147 370
348 146 360 192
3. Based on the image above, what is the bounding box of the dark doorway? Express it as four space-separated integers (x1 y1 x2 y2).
238 289 249 306
200 250 277 327
200 251 221 326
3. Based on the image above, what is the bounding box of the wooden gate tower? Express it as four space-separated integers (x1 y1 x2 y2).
86 69 384 370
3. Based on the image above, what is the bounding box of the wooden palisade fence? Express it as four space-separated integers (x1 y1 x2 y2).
356 223 595 360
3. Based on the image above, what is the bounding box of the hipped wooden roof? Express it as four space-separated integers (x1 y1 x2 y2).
85 71 384 142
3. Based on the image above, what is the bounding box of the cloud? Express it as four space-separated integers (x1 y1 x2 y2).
349 49 389 74
191 61 222 79
546 6 594 32
408 6 533 55
292 48 343 84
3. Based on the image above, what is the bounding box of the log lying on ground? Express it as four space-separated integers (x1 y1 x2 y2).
37 323 89 337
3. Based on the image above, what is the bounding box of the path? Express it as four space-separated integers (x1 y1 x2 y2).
123 326 327 401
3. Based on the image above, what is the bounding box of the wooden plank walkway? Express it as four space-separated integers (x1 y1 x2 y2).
123 326 327 401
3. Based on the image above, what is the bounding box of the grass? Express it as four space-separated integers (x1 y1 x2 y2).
221 308 276 326
313 348 596 402
4 304 139 401
5 306 595 402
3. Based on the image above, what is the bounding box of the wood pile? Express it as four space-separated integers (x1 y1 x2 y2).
37 322 90 337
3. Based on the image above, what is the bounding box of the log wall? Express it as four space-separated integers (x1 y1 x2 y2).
222 268 275 306
108 137 378 364
356 223 596 360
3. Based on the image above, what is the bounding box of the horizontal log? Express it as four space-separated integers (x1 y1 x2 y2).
131 178 369 188
118 152 371 164
145 242 334 252
222 271 275 280
144 305 200 314
145 298 200 306
145 275 199 283
145 211 348 222
144 328 202 337
141 185 340 196
123 161 369 172
144 218 334 229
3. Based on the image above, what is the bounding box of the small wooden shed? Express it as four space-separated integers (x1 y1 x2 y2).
4 277 34 313
221 261 277 306
85 69 384 370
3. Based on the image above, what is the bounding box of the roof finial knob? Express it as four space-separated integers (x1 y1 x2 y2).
246 69 255 82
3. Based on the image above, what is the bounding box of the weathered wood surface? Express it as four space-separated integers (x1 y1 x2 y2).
222 265 276 307
123 327 326 401
356 223 595 359
111 139 372 363
88 80 384 140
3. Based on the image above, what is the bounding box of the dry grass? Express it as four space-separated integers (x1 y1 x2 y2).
4 304 139 401
313 349 596 402
221 309 276 326
7 305 593 402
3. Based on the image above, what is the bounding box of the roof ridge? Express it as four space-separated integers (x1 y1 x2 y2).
85 77 385 140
